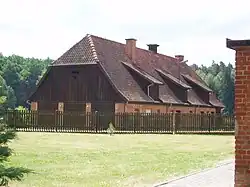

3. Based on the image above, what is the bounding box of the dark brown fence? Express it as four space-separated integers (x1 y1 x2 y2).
4 110 235 134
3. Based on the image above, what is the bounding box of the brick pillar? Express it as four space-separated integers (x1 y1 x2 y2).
86 103 91 113
31 102 38 111
115 103 126 113
227 39 250 187
58 102 64 112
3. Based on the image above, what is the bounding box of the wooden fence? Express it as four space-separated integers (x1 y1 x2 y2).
4 110 235 134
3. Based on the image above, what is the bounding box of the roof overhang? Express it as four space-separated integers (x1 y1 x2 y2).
155 69 191 89
127 100 191 105
226 38 250 50
51 62 98 66
209 101 225 108
121 61 163 85
27 65 52 101
182 74 212 92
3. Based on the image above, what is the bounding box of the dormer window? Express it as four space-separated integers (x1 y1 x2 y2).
156 69 190 103
182 74 211 104
121 61 163 101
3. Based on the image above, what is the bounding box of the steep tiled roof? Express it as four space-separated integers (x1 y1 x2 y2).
209 93 225 107
50 34 224 107
156 69 191 89
182 74 212 92
52 36 98 66
122 61 163 85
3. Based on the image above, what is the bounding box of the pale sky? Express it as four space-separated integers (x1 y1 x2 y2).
1 0 250 66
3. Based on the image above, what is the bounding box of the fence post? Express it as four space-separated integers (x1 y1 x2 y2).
208 114 211 133
54 110 58 132
95 112 98 133
172 112 176 135
133 113 136 133
13 110 17 129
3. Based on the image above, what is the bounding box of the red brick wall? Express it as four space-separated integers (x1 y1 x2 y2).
115 103 216 114
234 49 250 186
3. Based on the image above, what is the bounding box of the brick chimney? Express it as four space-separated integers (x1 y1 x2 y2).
175 55 184 62
227 38 250 187
125 38 137 61
147 44 159 53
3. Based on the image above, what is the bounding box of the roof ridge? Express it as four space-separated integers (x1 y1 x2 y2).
86 34 99 62
89 34 178 62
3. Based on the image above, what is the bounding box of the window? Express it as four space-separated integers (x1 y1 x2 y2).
145 109 152 113
190 111 193 113
176 110 181 113
72 70 79 79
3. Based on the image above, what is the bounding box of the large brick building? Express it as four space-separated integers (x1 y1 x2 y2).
29 34 223 114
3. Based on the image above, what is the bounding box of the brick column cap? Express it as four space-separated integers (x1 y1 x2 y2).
226 38 250 50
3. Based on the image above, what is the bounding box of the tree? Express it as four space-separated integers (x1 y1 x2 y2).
0 97 32 186
219 64 235 115
0 78 8 116
0 54 52 108
195 61 235 115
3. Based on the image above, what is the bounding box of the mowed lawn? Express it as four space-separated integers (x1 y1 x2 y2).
9 132 234 187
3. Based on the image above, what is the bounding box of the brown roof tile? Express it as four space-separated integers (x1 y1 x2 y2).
209 93 224 107
50 34 224 107
155 69 191 89
182 74 212 92
122 61 163 85
53 35 98 66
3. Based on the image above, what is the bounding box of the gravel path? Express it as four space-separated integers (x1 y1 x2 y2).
154 159 234 187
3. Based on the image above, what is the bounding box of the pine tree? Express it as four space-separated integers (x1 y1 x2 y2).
219 64 235 115
0 96 31 186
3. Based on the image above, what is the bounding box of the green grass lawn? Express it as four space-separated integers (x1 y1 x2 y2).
9 132 234 187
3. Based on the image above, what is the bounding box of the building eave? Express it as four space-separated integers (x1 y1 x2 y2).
97 62 129 102
155 68 191 89
27 65 52 102
121 61 164 85
226 38 250 50
182 74 212 92
51 62 98 66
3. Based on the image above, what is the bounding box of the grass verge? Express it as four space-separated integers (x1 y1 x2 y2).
9 132 234 187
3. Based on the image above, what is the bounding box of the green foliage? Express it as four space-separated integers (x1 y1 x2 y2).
195 61 235 115
0 71 33 185
15 106 27 111
0 98 6 105
0 165 31 186
0 55 52 111
0 121 32 186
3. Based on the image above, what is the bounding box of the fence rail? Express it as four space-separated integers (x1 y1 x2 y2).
4 110 235 134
